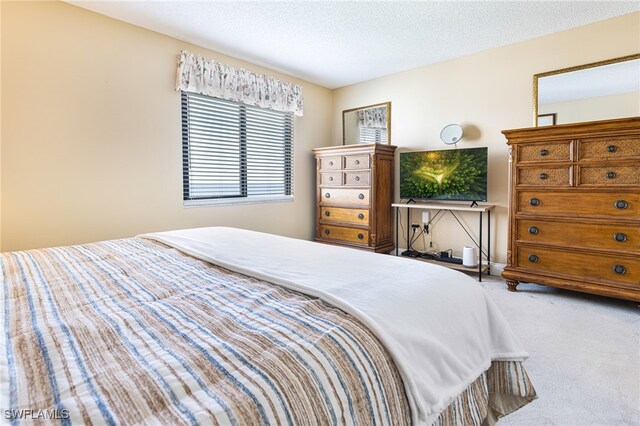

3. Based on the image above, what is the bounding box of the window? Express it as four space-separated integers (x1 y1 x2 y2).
181 92 293 205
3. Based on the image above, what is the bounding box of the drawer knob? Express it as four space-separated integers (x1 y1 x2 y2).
614 233 627 242
539 172 548 180
357 233 364 240
324 211 330 217
358 193 365 200
606 171 616 179
528 226 539 235
613 264 626 275
329 176 334 181
540 149 549 156
358 213 365 220
355 160 360 165
530 198 540 207
329 161 334 166
615 200 628 210
324 229 330 235
325 192 330 198
528 254 538 263
607 145 617 153
355 176 360 181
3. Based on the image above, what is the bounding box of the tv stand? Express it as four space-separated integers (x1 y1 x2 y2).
392 202 495 281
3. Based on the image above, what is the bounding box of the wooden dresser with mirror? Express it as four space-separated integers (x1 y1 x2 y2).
502 117 640 302
313 144 396 253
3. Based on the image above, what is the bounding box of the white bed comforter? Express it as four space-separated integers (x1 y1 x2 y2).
142 227 528 425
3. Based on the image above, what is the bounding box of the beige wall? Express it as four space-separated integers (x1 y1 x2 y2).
1 1 332 252
2 2 638 258
332 12 640 264
540 91 640 125
0 1 3 251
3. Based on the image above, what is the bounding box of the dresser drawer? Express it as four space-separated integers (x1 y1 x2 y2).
320 157 342 170
321 207 369 225
344 155 370 170
517 166 571 186
344 171 370 186
579 137 640 161
517 191 640 218
578 165 640 186
321 188 370 205
318 225 369 245
320 172 342 186
517 141 572 163
516 219 639 253
515 245 640 287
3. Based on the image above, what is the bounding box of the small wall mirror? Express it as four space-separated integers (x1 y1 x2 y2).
534 54 640 126
342 102 391 145
440 124 463 145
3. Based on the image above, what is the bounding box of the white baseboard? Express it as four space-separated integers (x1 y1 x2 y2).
487 262 505 277
391 247 505 277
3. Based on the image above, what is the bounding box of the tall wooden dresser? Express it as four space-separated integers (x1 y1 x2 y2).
313 144 397 253
502 117 640 302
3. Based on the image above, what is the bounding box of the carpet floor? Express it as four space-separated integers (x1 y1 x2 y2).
479 277 639 426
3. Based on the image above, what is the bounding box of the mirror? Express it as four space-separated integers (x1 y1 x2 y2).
534 54 640 126
342 102 391 145
440 124 463 145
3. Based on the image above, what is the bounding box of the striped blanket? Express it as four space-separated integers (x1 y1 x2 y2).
1 237 535 425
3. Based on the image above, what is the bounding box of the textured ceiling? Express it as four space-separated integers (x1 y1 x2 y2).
66 1 640 89
539 59 640 105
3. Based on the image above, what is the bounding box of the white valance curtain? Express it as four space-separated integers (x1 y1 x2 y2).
176 50 304 117
358 107 387 128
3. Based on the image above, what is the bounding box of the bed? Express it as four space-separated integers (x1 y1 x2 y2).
1 227 536 425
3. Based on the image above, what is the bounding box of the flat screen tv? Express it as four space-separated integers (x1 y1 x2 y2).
399 147 488 201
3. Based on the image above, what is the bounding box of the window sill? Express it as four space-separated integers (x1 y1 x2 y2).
183 195 294 208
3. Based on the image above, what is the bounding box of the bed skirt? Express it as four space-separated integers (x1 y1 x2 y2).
436 360 536 425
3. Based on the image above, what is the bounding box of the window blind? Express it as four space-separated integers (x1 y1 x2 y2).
182 92 293 203
360 127 388 144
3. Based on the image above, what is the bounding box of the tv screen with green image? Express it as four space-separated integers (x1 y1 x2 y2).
399 147 488 201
